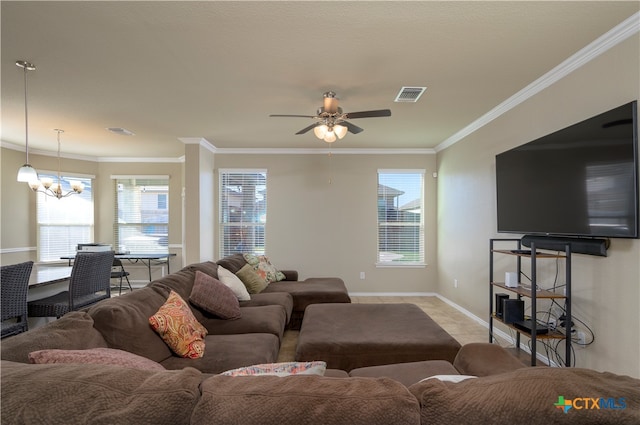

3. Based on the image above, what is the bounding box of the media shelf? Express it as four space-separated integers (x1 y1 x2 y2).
491 314 566 340
489 238 572 367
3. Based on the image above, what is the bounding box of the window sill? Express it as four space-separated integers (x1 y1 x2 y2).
375 262 427 268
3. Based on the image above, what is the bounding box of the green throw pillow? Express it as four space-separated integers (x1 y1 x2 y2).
235 264 268 294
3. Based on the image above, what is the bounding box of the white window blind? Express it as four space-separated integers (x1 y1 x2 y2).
37 173 94 262
377 170 425 265
219 169 267 258
114 177 169 254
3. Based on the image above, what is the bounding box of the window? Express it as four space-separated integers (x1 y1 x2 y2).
113 176 169 254
219 169 267 258
377 170 425 266
37 173 94 262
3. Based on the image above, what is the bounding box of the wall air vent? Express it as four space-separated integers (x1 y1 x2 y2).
107 127 135 136
394 87 427 103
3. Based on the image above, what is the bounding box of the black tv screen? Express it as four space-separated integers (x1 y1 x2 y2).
496 101 639 239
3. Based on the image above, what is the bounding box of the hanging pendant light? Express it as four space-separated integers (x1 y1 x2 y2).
16 60 39 183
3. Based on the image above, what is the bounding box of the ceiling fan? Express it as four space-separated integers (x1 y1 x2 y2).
269 91 391 143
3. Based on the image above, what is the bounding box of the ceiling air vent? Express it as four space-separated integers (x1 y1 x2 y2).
107 127 135 136
394 86 426 103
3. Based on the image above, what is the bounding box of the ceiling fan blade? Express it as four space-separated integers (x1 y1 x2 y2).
341 121 364 134
344 109 391 119
270 114 316 118
295 123 319 135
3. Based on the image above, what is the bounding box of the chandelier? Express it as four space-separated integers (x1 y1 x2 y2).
28 129 84 199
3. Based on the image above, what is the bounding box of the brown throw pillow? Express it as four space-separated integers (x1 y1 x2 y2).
235 264 268 294
189 271 241 320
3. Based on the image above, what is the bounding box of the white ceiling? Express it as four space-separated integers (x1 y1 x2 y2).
2 1 639 160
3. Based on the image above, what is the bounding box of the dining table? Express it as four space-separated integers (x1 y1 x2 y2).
61 253 176 282
28 265 73 288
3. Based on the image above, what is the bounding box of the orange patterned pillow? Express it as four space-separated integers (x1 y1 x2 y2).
149 290 208 358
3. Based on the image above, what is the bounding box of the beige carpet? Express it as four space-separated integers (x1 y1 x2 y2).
277 296 493 363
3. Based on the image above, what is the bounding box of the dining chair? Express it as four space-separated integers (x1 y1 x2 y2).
1 261 34 338
28 251 114 319
111 257 132 295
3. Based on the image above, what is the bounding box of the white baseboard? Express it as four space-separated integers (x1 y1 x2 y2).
349 292 436 297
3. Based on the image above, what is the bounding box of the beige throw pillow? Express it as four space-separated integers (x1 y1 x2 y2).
217 266 251 301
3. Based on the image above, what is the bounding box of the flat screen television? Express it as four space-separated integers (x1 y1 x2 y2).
496 100 638 239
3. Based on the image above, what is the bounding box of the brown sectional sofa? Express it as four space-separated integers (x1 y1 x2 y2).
2 259 639 424
215 254 351 329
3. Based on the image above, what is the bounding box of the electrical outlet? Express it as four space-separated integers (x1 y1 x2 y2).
454 279 458 288
577 330 586 345
359 272 365 280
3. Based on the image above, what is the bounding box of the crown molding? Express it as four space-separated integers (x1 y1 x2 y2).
435 11 640 153
213 147 436 155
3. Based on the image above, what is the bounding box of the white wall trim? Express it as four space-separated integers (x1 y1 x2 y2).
213 148 436 155
0 246 36 254
349 292 436 297
434 11 640 153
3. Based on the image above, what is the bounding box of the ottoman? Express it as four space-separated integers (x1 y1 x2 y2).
295 303 461 371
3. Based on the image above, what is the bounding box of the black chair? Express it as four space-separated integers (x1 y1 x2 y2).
28 251 114 319
111 258 132 295
1 261 34 338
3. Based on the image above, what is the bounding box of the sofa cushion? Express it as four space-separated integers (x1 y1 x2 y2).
187 261 220 279
147 268 197 305
88 285 174 363
1 360 202 425
349 360 459 387
149 290 208 359
408 367 640 425
239 292 293 323
452 342 525 376
262 277 351 311
243 254 286 283
216 253 247 274
0 311 108 364
160 333 280 374
197 305 287 342
220 361 327 377
236 263 268 294
192 375 421 425
28 347 165 371
217 266 251 301
189 271 241 320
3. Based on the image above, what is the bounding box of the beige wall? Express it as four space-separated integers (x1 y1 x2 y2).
2 146 436 292
1 148 184 281
213 153 438 293
436 35 640 377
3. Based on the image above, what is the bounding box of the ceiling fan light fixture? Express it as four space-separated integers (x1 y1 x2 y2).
324 131 337 143
334 124 347 139
314 124 328 139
